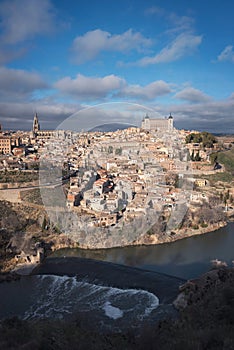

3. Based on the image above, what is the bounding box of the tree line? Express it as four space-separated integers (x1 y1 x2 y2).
186 132 217 148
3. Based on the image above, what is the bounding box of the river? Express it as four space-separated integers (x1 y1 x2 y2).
53 222 234 280
0 223 233 331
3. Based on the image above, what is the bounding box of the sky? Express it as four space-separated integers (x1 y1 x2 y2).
0 0 234 132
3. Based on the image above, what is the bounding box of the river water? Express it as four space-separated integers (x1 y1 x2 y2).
0 274 161 332
53 222 234 280
0 223 233 331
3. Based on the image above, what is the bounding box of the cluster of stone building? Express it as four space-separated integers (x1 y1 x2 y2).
62 119 194 229
1 113 229 231
0 114 73 170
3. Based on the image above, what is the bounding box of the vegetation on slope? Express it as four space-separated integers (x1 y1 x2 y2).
185 132 217 148
0 201 44 272
210 148 234 175
205 148 234 185
203 172 234 183
0 170 39 183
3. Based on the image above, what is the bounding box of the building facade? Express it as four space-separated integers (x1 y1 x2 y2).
0 136 11 154
141 114 173 131
0 136 20 154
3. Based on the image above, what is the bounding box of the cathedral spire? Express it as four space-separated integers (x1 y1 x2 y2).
33 113 40 134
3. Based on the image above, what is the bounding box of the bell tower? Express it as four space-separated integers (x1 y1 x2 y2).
33 113 40 135
168 113 173 130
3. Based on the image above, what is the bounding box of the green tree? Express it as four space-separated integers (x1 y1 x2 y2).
108 146 113 154
210 153 218 164
186 132 217 148
115 148 122 155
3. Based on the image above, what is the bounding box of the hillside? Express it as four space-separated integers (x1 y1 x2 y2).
0 201 76 273
217 148 234 175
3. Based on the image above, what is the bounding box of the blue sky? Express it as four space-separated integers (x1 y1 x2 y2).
0 0 234 132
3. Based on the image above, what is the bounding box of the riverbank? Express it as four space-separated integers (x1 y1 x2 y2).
0 198 232 264
1 195 232 277
165 221 228 244
129 220 230 248
5 220 232 278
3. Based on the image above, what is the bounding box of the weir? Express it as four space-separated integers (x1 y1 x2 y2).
32 257 185 304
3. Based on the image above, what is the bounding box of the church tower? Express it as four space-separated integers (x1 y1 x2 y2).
33 113 40 135
141 114 150 130
168 113 173 130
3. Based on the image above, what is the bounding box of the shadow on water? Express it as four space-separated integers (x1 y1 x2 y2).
53 222 234 279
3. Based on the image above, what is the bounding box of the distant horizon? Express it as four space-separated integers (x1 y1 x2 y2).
1 120 234 136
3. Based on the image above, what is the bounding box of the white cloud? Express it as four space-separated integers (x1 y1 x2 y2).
217 45 234 63
174 87 212 103
0 66 47 99
1 93 234 133
71 29 152 64
137 33 202 66
166 14 195 34
55 74 172 101
118 80 172 100
54 74 125 99
128 9 200 66
145 5 195 35
0 99 80 130
0 0 56 44
154 97 234 133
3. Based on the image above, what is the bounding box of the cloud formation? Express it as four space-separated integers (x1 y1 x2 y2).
1 89 234 133
145 5 196 36
217 45 234 63
54 74 125 99
0 0 56 44
174 87 212 103
54 74 172 101
0 66 47 99
0 99 79 130
169 97 234 133
71 29 152 64
118 80 172 100
136 33 202 65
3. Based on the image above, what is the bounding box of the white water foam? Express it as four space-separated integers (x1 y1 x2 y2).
22 275 160 326
103 301 123 320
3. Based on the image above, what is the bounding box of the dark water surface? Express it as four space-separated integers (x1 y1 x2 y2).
53 222 234 280
0 223 233 331
0 274 163 332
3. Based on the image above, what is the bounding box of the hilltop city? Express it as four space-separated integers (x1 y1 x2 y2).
0 113 234 267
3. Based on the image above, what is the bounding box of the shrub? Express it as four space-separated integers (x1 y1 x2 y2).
192 224 199 230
